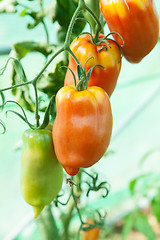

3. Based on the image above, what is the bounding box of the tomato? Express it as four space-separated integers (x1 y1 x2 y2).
99 0 159 63
81 219 101 240
21 126 63 218
64 34 121 97
52 85 113 176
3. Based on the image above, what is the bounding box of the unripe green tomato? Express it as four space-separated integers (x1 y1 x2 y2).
21 127 63 218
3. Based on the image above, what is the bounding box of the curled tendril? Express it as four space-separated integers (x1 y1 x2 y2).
5 100 34 129
105 32 125 47
54 190 72 207
0 119 6 134
81 170 110 198
107 38 123 63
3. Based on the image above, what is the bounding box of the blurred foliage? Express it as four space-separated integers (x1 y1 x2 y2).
0 0 86 114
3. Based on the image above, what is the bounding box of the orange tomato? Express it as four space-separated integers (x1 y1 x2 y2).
99 0 159 63
52 85 113 176
64 34 121 97
81 219 101 240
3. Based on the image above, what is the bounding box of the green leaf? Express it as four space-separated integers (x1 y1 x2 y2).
134 214 156 240
38 95 55 129
19 9 28 17
56 0 85 43
11 58 27 83
13 41 52 59
37 60 67 98
121 215 134 240
151 189 160 223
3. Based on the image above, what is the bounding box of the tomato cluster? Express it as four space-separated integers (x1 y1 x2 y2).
20 0 159 218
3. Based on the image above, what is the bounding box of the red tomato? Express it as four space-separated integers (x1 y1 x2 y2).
99 0 159 63
64 34 121 97
52 85 113 176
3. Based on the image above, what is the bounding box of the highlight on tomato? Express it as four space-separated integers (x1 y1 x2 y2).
21 127 63 218
52 85 113 176
99 0 159 63
64 33 122 97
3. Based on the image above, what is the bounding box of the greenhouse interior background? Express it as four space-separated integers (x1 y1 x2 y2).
0 0 160 239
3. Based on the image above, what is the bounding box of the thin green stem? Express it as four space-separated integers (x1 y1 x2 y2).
84 0 102 34
42 20 50 45
64 0 86 47
71 177 84 225
0 81 32 92
34 47 65 83
33 82 40 127
63 198 75 240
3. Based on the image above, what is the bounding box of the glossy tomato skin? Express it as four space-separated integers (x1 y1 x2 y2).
64 34 121 97
99 0 159 63
52 86 113 176
21 127 63 218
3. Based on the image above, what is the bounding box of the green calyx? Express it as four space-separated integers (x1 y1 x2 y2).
75 58 104 91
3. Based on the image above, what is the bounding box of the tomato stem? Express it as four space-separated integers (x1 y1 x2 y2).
32 82 40 127
71 176 84 225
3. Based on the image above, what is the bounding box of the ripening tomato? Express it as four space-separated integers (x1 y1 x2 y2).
81 219 101 240
64 34 121 97
21 127 63 218
52 85 113 176
99 0 159 63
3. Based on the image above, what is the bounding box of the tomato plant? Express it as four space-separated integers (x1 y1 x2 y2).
64 34 122 97
52 85 113 176
21 127 63 218
81 219 101 240
99 0 159 63
0 0 159 239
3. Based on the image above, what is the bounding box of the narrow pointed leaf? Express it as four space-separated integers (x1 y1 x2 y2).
134 214 156 240
38 95 55 129
121 215 134 240
11 58 27 82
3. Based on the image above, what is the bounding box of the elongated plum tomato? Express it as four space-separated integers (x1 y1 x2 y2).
52 86 113 176
64 34 121 97
99 0 159 63
21 126 63 218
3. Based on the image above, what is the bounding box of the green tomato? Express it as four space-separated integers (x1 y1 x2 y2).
21 126 63 218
